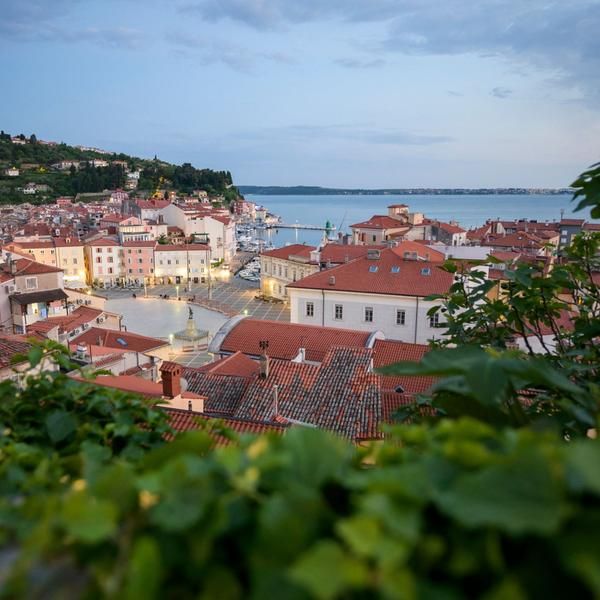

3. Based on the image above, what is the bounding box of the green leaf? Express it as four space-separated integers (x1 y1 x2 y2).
289 541 369 600
62 493 117 543
565 441 600 494
27 346 43 368
124 536 163 600
45 410 77 443
435 454 563 535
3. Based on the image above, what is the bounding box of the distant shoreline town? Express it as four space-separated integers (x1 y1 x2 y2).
239 185 573 196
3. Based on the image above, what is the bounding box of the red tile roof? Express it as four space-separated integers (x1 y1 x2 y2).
219 318 372 362
154 244 209 252
26 306 103 337
0 334 32 368
7 258 63 276
392 241 445 262
261 244 316 261
559 219 585 226
123 241 156 248
319 244 383 264
350 215 407 230
287 249 454 297
164 408 287 445
86 238 120 247
435 221 466 235
198 351 260 378
72 327 168 353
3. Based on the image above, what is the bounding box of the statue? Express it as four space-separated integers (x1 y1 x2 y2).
188 306 194 320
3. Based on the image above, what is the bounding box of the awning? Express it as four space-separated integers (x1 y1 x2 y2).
10 289 69 305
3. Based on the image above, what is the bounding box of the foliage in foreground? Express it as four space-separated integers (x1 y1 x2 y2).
1 363 600 599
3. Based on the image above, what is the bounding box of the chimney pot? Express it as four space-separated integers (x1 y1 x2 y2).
259 353 270 379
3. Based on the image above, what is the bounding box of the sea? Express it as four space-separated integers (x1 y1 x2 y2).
245 193 592 247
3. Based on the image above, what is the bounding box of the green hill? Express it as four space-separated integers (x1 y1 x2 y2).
0 130 238 205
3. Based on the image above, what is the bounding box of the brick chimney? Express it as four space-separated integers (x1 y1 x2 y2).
160 361 182 398
259 353 270 379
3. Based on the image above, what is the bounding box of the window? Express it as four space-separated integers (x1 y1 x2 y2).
364 306 373 322
284 267 288 279
368 265 378 273
429 313 440 327
107 257 113 263
128 269 133 274
138 258 143 264
372 235 377 242
96 248 102 253
138 269 143 274
127 249 132 254
292 269 296 282
391 266 400 273
96 257 101 263
128 258 131 264
25 277 37 290
334 304 343 320
108 267 113 274
73 258 77 264
396 309 406 325
421 268 431 276
107 247 112 253
306 302 314 317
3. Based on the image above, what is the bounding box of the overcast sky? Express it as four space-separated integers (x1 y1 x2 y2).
2 0 599 187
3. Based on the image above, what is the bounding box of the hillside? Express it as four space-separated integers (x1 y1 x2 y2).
0 130 238 205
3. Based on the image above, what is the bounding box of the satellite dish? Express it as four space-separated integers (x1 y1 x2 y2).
181 377 188 393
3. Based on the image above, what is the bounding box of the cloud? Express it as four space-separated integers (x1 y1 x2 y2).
334 57 386 69
236 124 453 146
0 0 144 49
180 0 600 105
180 0 400 30
166 32 295 71
491 87 513 99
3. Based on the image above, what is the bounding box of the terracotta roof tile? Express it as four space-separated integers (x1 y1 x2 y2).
219 318 371 362
72 327 168 353
261 244 316 261
287 248 454 297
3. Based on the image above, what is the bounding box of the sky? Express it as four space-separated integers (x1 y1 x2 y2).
1 0 599 188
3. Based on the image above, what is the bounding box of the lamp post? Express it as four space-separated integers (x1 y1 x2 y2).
176 285 180 300
144 281 147 298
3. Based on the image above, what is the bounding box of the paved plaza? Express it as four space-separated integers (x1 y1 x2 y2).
100 275 290 369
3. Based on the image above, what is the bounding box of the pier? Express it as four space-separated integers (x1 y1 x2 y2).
265 223 336 231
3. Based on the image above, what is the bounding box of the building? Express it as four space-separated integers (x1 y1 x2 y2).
159 203 236 263
153 244 210 285
0 333 58 383
558 219 585 250
287 247 454 343
11 238 87 288
84 238 123 287
0 256 67 333
5 167 19 177
260 244 318 300
122 241 155 284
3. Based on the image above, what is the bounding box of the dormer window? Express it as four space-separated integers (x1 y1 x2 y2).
369 265 378 273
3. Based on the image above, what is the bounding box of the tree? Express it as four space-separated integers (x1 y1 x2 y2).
29 133 37 144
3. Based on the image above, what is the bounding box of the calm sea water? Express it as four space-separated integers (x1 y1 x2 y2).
246 193 591 247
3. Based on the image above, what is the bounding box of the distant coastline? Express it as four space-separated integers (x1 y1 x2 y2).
240 185 573 196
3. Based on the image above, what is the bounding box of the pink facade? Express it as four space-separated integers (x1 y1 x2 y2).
122 241 155 283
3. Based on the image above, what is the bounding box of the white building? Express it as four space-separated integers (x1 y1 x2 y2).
287 247 454 344
154 244 211 285
160 204 235 263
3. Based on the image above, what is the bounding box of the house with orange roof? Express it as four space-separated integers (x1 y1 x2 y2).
287 247 454 343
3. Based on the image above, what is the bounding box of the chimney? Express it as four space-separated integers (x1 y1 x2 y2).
259 353 270 379
160 361 182 398
272 384 279 419
10 260 17 275
298 347 306 362
328 275 336 286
